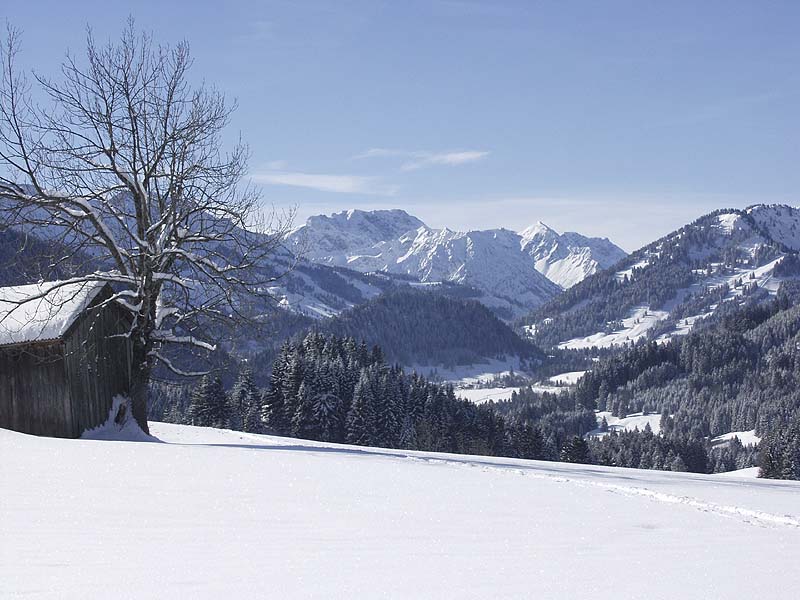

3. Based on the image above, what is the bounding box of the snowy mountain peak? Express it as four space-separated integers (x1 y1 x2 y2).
519 221 557 240
746 204 800 251
519 222 627 289
289 209 426 257
309 208 424 233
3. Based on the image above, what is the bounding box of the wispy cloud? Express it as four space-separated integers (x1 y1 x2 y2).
251 170 397 196
265 159 289 170
355 148 489 171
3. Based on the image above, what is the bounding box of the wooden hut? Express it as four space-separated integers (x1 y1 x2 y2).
0 281 132 438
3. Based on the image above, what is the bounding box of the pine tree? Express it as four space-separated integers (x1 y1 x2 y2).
188 375 229 429
230 368 261 432
346 371 377 446
670 455 688 472
513 423 544 460
292 382 318 440
375 373 401 447
263 344 291 435
761 418 800 480
398 415 418 450
314 391 340 442
560 435 591 464
782 424 800 480
282 353 305 425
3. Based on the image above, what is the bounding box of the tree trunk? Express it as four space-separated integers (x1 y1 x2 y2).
129 344 152 434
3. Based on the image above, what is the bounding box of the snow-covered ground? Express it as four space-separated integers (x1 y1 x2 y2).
455 386 521 404
712 430 762 448
558 306 670 350
587 411 664 437
546 370 586 385
410 356 528 385
456 371 586 404
2 423 799 599
717 467 761 479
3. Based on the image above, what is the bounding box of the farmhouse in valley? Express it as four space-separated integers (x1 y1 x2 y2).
0 281 132 438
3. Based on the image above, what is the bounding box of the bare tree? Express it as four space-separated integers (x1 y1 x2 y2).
0 21 292 432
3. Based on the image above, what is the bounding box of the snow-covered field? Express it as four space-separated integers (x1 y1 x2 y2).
546 370 586 385
455 386 520 404
409 356 527 385
712 430 762 448
587 411 665 437
558 306 671 350
2 423 799 599
455 371 586 404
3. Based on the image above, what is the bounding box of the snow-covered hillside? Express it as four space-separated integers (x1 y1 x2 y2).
286 209 626 318
530 204 800 349
2 423 799 599
520 221 627 288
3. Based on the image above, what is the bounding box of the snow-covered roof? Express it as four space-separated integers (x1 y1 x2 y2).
0 281 107 347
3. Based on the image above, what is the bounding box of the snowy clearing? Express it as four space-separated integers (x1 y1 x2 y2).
455 387 520 404
457 371 586 404
712 430 762 448
587 411 664 438
2 423 799 599
546 370 586 385
409 356 528 385
717 467 761 479
558 306 670 350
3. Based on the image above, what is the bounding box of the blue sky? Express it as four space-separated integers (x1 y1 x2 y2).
5 1 799 250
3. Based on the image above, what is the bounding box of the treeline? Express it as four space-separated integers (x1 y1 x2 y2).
152 323 771 475
491 387 596 453
588 418 758 474
531 287 800 479
159 332 555 461
488 387 751 474
153 290 800 478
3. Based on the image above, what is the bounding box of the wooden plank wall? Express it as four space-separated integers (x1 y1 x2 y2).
0 343 72 437
63 303 132 437
0 288 132 438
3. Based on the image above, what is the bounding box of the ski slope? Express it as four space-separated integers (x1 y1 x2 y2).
2 423 799 599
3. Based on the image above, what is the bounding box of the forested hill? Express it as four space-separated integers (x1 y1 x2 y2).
483 282 800 477
315 288 541 367
572 282 800 438
524 205 800 349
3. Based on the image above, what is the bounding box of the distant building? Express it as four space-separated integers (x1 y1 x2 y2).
0 281 132 437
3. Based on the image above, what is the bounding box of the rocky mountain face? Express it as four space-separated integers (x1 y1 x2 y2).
519 222 627 289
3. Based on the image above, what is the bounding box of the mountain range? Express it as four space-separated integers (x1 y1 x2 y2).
5 199 800 372
286 209 626 319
